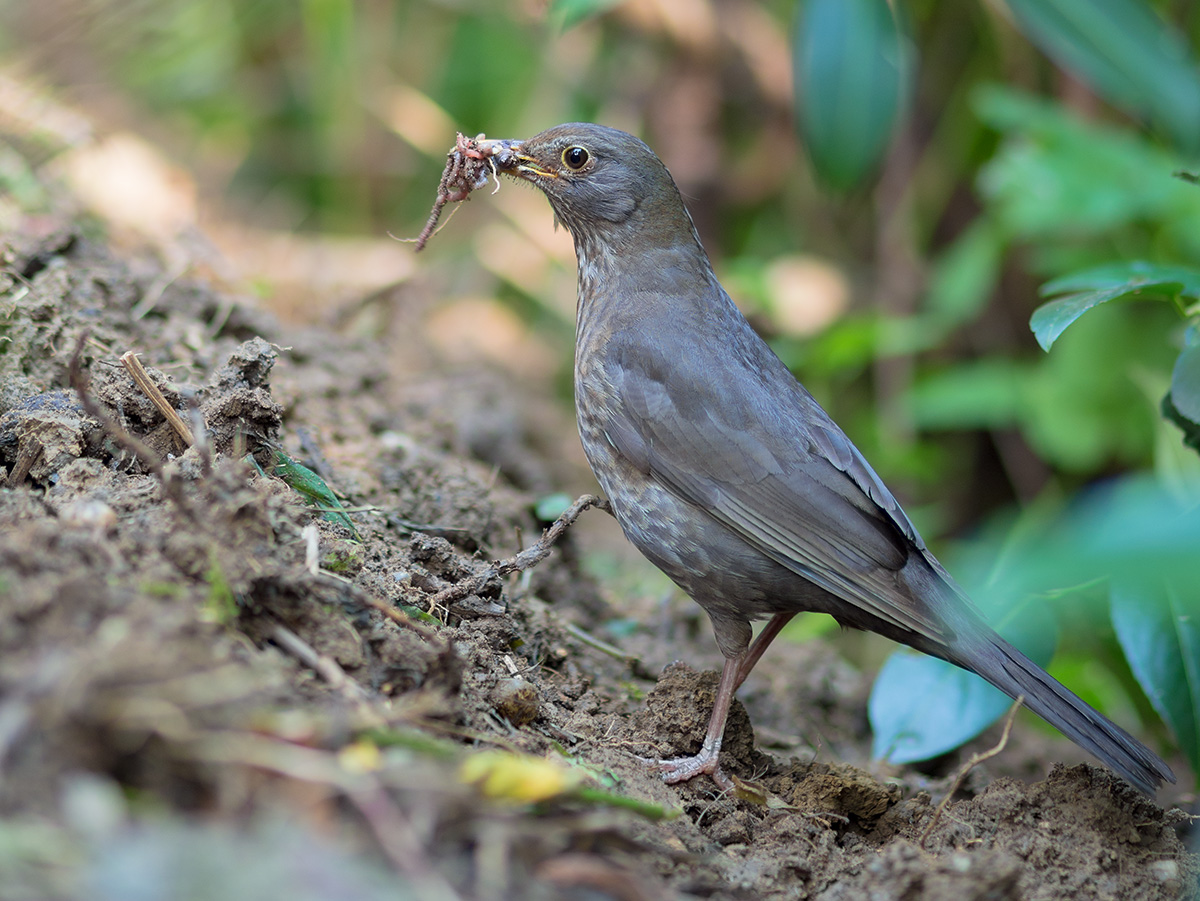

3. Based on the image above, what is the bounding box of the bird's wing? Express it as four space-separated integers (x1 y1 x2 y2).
604 320 949 643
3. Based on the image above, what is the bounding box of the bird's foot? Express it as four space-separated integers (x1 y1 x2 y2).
636 750 735 792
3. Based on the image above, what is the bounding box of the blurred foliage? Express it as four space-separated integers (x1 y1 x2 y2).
872 476 1200 774
792 0 911 190
2 0 1199 776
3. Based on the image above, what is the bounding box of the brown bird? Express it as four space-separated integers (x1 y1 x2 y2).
484 123 1173 795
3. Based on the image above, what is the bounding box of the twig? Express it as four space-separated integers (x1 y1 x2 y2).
302 523 320 576
317 571 443 644
920 695 1024 845
269 622 372 707
428 494 610 607
563 622 638 665
68 331 198 520
120 350 195 448
70 333 163 477
187 397 213 476
4 440 40 487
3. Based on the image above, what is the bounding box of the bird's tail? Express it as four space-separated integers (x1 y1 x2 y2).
956 634 1174 795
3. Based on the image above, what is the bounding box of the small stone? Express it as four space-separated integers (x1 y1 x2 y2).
1149 859 1179 890
494 677 540 726
59 498 117 533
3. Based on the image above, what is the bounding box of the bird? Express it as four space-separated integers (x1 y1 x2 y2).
483 122 1174 795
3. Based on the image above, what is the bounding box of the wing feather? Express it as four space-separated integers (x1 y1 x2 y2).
604 313 948 642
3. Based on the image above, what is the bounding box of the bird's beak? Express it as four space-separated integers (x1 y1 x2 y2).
472 139 556 182
508 152 557 181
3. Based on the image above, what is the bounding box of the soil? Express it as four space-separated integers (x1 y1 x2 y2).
1 157 1197 901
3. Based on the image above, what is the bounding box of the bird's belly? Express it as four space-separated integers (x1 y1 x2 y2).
577 412 824 628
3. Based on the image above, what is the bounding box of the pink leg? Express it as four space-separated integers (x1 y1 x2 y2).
642 612 796 790
735 612 795 689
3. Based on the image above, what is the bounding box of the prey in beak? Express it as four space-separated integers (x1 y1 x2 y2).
412 132 524 251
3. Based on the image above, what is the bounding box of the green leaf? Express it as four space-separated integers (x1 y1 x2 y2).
273 451 360 538
1162 393 1200 455
1169 343 1200 425
792 0 911 190
870 652 1015 763
872 475 1200 766
549 0 622 29
534 492 573 522
1003 0 1200 153
1029 260 1200 351
1041 261 1200 299
908 359 1023 430
973 87 1196 239
924 219 1004 326
1111 581 1200 777
1031 286 1167 352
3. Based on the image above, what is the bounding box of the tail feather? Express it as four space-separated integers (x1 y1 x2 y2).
960 636 1174 795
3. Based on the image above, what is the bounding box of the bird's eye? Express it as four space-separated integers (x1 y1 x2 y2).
561 146 590 170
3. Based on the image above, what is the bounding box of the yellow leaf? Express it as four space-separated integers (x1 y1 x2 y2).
459 751 583 803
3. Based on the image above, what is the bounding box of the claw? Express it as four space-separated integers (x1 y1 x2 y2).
637 750 735 792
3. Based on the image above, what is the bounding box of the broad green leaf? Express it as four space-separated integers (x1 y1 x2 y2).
1169 343 1200 425
1030 287 1143 353
1030 261 1200 350
1111 581 1200 777
1162 393 1200 455
1030 285 1181 352
1021 304 1175 471
792 0 911 190
872 475 1200 766
870 652 1015 763
870 591 1058 764
1041 261 1200 299
1003 0 1200 153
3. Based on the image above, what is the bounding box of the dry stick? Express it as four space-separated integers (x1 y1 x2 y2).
920 695 1024 845
315 570 444 644
563 622 638 664
68 331 198 520
428 494 611 609
4 440 40 487
269 622 373 706
187 399 213 476
120 350 194 447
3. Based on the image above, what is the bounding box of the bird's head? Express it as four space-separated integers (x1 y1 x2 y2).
491 123 704 262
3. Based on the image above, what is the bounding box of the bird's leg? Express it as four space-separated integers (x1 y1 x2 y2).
641 613 796 790
734 612 795 689
641 652 743 791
